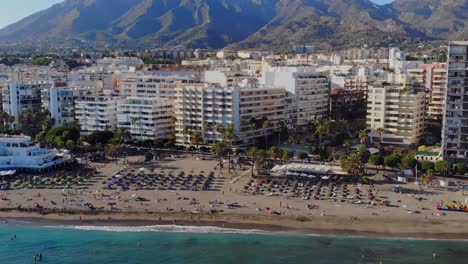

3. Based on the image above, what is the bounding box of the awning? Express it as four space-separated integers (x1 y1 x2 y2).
0 170 16 176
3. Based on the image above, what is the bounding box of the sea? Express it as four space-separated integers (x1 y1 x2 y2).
1 223 468 264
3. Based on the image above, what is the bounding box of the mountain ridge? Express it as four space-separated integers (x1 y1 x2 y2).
0 0 465 50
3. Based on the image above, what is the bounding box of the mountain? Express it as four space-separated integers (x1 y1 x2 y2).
390 0 468 40
0 0 465 50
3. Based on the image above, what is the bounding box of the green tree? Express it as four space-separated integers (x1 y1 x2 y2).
247 147 258 176
191 131 202 157
455 163 466 174
255 149 272 174
296 152 308 162
359 129 370 145
18 109 51 139
421 169 434 186
275 122 286 145
222 123 238 172
343 139 353 154
282 150 294 164
262 119 271 150
212 141 229 174
45 124 80 148
268 146 283 161
65 139 75 150
368 154 384 167
341 152 364 182
86 131 115 145
420 160 434 171
384 153 401 168
434 160 450 177
401 156 417 169
355 146 370 163
106 144 121 162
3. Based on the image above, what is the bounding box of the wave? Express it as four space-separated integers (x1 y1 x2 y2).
47 224 272 235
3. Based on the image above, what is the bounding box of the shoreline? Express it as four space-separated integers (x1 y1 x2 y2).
2 209 468 241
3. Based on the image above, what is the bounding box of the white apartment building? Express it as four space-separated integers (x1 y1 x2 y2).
41 86 96 127
175 84 286 146
67 69 113 91
96 57 144 70
2 82 51 123
427 65 448 122
263 67 330 128
204 71 257 87
75 94 121 134
119 73 200 100
117 97 174 140
367 83 425 147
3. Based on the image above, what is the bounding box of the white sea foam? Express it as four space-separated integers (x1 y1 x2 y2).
47 224 271 235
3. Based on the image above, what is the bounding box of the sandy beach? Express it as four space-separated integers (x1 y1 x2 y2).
1 153 468 240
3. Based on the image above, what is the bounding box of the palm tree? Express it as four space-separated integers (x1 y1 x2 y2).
359 129 370 146
202 122 210 143
131 116 139 139
215 123 225 143
341 152 364 182
191 131 202 157
343 139 352 154
247 147 258 176
421 169 434 186
268 146 283 162
170 116 177 124
275 122 286 145
282 150 294 164
376 127 384 143
262 119 271 150
222 123 238 173
182 127 191 145
435 160 450 180
1 112 10 132
315 123 327 149
255 149 272 175
212 141 229 174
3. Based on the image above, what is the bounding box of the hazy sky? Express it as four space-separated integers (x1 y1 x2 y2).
0 0 64 29
0 0 395 29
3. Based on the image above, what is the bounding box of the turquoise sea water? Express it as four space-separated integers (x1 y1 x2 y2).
1 224 468 264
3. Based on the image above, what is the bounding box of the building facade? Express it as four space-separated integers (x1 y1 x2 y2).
263 67 330 128
442 41 468 163
330 88 365 120
0 135 69 171
42 86 95 126
175 84 286 146
117 97 174 140
75 94 120 134
2 82 51 123
119 73 200 100
367 83 426 147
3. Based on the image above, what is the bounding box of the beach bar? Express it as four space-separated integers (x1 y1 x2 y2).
271 163 348 179
0 135 71 173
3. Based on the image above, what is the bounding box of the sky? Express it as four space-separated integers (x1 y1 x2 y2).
0 0 396 29
0 0 64 29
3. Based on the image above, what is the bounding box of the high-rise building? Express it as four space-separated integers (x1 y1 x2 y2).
263 67 330 129
42 86 95 127
75 94 121 134
2 82 51 123
119 72 201 100
117 97 174 140
367 83 426 147
442 41 468 163
175 84 286 146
